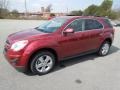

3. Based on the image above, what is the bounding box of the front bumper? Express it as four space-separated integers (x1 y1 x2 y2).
3 50 26 72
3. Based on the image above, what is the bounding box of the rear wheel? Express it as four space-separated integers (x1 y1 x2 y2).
30 51 55 75
98 41 111 56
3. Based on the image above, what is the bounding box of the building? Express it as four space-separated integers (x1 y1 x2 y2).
18 12 67 19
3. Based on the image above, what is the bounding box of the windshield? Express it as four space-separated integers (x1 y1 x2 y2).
36 17 68 33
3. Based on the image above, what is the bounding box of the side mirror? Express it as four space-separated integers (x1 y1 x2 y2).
115 24 120 27
63 28 74 35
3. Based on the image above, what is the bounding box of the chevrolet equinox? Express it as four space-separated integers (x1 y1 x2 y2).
4 16 115 75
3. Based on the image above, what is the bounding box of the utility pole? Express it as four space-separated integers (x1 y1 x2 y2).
25 0 27 17
67 7 69 14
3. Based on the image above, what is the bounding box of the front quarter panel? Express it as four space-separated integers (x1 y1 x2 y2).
20 38 59 66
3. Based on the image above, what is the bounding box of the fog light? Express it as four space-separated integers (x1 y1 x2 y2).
10 59 19 65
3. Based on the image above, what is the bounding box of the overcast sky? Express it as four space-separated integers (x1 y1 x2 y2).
9 0 120 13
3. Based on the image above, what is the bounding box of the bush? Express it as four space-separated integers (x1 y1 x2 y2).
0 8 9 19
69 10 83 16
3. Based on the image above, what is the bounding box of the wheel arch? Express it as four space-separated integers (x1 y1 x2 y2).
104 38 112 46
98 37 112 51
98 38 112 56
27 48 58 70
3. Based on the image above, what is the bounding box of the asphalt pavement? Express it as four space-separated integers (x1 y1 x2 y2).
0 19 120 90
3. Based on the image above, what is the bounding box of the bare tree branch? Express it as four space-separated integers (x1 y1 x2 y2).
0 0 9 9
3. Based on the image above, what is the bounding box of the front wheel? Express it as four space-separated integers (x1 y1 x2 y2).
30 51 55 75
98 41 111 56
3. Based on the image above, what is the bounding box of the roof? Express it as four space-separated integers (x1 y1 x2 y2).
57 16 107 20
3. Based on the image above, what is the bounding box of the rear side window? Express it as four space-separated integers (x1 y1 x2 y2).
104 19 113 28
85 19 103 30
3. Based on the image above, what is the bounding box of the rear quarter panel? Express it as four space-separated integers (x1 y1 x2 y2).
99 18 114 45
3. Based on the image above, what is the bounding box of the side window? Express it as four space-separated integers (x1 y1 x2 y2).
85 19 103 30
66 19 83 32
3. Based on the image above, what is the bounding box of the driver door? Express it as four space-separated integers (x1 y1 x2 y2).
58 19 87 58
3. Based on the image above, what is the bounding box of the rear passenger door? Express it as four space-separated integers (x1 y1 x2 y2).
83 19 103 50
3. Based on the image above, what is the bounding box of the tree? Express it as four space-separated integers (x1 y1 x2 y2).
45 4 52 12
0 8 9 18
11 10 19 18
69 10 83 16
0 0 9 18
0 0 9 9
83 0 116 19
95 0 113 16
115 8 120 19
108 10 118 19
100 0 113 11
84 4 99 16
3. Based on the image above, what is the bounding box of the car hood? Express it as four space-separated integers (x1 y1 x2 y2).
8 28 47 43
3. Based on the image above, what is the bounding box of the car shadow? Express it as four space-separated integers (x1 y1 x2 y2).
53 45 120 73
109 46 120 55
25 45 119 76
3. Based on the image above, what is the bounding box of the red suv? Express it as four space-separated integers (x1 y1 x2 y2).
4 16 115 75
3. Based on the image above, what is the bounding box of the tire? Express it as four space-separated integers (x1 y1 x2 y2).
30 51 55 75
98 41 111 56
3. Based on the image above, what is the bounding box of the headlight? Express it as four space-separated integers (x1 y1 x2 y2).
11 40 28 52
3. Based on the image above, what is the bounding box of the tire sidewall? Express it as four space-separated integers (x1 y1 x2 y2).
30 51 55 75
98 41 110 56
